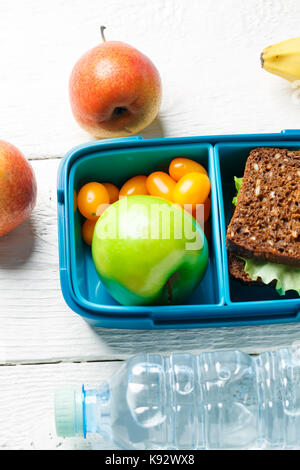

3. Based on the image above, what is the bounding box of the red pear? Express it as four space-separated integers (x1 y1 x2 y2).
69 27 162 138
0 140 37 236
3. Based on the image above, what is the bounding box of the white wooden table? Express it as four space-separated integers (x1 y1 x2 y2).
1 0 300 450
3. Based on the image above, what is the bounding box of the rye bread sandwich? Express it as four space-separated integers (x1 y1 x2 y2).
226 147 300 296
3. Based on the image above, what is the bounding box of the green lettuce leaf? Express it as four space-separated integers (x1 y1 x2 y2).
242 257 300 296
232 177 243 206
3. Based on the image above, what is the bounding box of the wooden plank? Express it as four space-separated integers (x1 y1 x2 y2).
1 158 300 365
0 0 300 159
0 360 121 449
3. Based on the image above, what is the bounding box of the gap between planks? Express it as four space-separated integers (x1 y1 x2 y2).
0 358 124 367
28 155 64 161
0 353 260 368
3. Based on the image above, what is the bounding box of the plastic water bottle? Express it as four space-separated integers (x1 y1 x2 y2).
55 347 300 449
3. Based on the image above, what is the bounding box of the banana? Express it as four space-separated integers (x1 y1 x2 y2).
261 37 300 82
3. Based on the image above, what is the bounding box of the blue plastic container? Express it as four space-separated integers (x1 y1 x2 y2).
57 130 300 329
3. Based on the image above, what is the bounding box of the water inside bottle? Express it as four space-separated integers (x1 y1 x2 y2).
108 352 259 449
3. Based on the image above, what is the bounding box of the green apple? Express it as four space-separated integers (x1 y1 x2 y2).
92 195 208 306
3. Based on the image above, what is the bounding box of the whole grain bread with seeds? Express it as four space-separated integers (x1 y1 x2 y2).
226 147 300 268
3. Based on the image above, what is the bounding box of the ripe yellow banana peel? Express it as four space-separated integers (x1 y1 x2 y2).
261 37 300 82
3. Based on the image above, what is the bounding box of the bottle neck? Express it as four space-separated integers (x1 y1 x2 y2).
83 382 112 441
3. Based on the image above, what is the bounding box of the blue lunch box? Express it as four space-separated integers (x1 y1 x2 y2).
57 130 300 329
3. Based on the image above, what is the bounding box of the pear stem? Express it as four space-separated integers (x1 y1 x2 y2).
100 25 107 42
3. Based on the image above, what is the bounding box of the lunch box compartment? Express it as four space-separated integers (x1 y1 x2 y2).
214 141 300 310
58 138 224 329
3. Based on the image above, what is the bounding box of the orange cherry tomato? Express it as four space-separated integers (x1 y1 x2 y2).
190 197 211 224
169 157 208 182
77 182 110 220
119 175 149 198
146 171 176 201
73 190 77 213
103 182 119 204
204 197 211 222
173 172 211 210
82 219 97 246
204 221 211 241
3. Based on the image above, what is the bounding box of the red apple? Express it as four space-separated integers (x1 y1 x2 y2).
69 27 162 138
0 140 37 237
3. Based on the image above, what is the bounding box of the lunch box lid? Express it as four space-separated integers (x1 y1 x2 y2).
57 129 300 329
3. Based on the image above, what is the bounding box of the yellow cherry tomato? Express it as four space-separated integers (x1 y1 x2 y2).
103 182 119 204
119 175 149 198
82 219 97 246
173 172 211 209
77 182 110 220
169 157 208 182
146 171 176 201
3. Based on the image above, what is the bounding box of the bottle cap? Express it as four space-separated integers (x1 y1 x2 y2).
55 387 84 438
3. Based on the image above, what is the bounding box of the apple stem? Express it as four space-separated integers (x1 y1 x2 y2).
100 25 107 42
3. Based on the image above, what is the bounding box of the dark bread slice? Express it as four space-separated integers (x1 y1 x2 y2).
226 148 300 267
228 253 255 284
228 253 276 287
